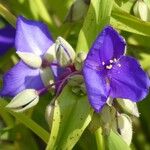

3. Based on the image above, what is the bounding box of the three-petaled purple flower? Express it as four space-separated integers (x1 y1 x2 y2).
83 26 150 112
0 16 54 97
0 16 75 97
0 25 15 56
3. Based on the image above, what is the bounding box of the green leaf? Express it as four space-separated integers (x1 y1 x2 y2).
0 100 49 143
127 45 150 70
107 130 131 150
48 0 72 22
46 85 93 150
111 4 150 36
34 0 53 26
0 3 16 27
74 129 97 150
76 0 114 52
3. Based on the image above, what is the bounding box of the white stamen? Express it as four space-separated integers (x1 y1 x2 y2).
113 58 117 62
106 64 113 69
102 62 105 65
118 64 121 67
109 59 113 63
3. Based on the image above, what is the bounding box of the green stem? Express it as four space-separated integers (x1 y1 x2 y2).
95 127 105 150
0 4 16 27
34 0 54 26
0 107 14 127
0 100 49 143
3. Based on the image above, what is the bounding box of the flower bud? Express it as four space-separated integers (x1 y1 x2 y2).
116 98 139 117
55 37 75 67
112 114 132 145
6 89 39 112
100 105 116 135
133 0 150 21
17 52 42 68
65 0 90 22
40 67 54 86
45 104 54 128
74 52 87 71
43 43 56 63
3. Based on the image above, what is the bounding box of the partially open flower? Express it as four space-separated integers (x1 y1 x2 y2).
0 16 54 97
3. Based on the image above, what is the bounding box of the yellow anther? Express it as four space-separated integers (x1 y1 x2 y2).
117 64 121 67
106 64 113 69
109 59 113 63
102 62 105 65
113 58 117 62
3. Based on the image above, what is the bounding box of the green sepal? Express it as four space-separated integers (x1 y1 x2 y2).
46 85 93 150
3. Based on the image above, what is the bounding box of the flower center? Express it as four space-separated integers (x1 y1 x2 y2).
102 58 119 70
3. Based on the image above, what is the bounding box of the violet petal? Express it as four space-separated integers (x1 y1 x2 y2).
15 16 54 56
83 62 110 112
92 26 126 64
0 61 44 97
108 56 150 101
0 25 15 55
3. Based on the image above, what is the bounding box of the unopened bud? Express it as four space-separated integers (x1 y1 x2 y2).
117 98 139 117
133 0 150 21
65 0 90 22
56 37 75 67
43 43 56 63
17 52 42 68
6 89 39 112
45 104 54 128
75 52 87 71
40 67 54 86
100 105 116 135
112 114 132 145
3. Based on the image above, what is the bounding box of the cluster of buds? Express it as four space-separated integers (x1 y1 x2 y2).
90 98 139 145
5 36 88 113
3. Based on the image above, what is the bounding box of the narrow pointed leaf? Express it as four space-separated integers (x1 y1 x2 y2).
76 0 114 52
111 4 150 36
46 85 93 150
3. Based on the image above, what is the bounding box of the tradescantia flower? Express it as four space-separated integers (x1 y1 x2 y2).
0 16 76 97
83 26 150 112
0 25 15 56
0 16 54 97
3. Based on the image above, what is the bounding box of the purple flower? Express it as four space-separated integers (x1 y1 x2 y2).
0 25 15 56
0 16 54 97
83 26 150 112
